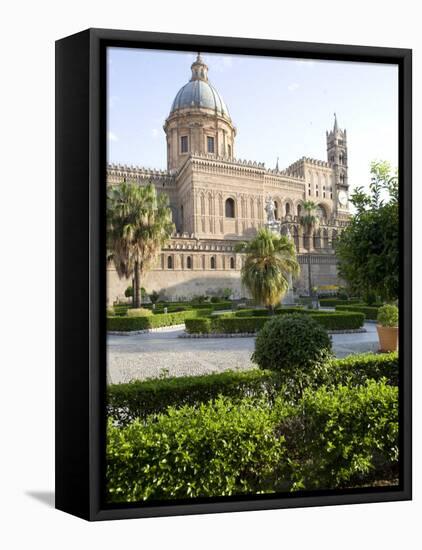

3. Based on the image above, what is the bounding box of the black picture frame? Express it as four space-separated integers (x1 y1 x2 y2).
55 28 412 521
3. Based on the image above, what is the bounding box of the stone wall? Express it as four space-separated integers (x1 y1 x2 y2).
107 251 341 304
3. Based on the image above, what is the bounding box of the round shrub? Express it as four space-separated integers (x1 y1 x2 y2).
126 307 153 318
252 314 332 395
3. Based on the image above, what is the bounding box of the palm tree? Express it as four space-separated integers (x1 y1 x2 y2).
107 181 174 307
235 228 300 312
300 200 319 298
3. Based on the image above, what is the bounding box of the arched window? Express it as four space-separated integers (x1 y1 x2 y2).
274 201 279 219
339 153 344 165
186 256 192 269
225 198 235 218
210 256 216 269
297 204 302 218
230 257 235 269
285 202 290 216
167 256 173 269
315 204 327 219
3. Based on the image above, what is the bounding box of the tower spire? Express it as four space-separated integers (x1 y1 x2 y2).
333 112 338 132
275 156 279 172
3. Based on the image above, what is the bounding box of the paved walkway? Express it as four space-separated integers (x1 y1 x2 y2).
107 322 379 384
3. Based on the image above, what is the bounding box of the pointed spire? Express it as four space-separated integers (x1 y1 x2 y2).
275 156 279 172
333 112 338 132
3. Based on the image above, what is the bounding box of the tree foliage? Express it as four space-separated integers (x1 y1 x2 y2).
235 228 300 309
107 181 174 307
335 161 399 301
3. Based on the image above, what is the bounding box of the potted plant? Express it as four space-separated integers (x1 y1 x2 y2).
376 304 399 352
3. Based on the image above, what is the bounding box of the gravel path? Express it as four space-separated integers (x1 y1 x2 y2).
107 323 379 384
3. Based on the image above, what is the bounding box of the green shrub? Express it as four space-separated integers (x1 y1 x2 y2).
124 285 133 298
307 311 364 330
184 318 212 334
106 307 115 317
325 352 398 387
113 304 130 316
127 307 152 317
107 396 285 502
281 380 399 489
107 368 281 424
252 314 332 396
187 311 364 334
149 290 159 304
377 304 399 327
107 380 398 501
319 298 362 307
211 316 268 334
336 304 380 320
107 309 207 331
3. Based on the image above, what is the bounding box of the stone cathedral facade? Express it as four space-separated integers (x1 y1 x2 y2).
107 54 350 303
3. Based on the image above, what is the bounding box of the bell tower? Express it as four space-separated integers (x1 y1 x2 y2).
326 113 349 212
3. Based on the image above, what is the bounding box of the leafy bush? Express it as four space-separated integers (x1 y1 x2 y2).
107 369 281 424
252 314 332 395
336 304 380 320
149 290 159 304
106 307 115 317
107 309 208 331
107 380 398 501
124 285 133 298
377 304 399 327
281 380 399 489
126 307 152 317
325 352 398 387
107 396 285 502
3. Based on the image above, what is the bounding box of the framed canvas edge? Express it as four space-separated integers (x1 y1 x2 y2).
55 28 412 522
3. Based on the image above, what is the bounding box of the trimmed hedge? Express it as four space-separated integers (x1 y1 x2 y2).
319 298 362 307
152 301 232 312
106 380 398 501
106 352 399 424
185 311 365 333
336 304 380 320
107 369 281 424
127 308 152 317
107 309 209 332
326 352 398 387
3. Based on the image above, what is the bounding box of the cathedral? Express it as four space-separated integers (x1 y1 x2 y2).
107 54 350 303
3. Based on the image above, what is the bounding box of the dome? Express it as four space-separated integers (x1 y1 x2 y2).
169 54 230 118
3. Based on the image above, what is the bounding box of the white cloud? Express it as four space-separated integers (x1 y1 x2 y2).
108 131 118 142
287 83 300 92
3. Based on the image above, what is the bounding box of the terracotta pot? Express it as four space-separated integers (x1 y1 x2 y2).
376 325 399 352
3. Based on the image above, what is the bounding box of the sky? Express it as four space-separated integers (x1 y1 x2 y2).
107 47 398 195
